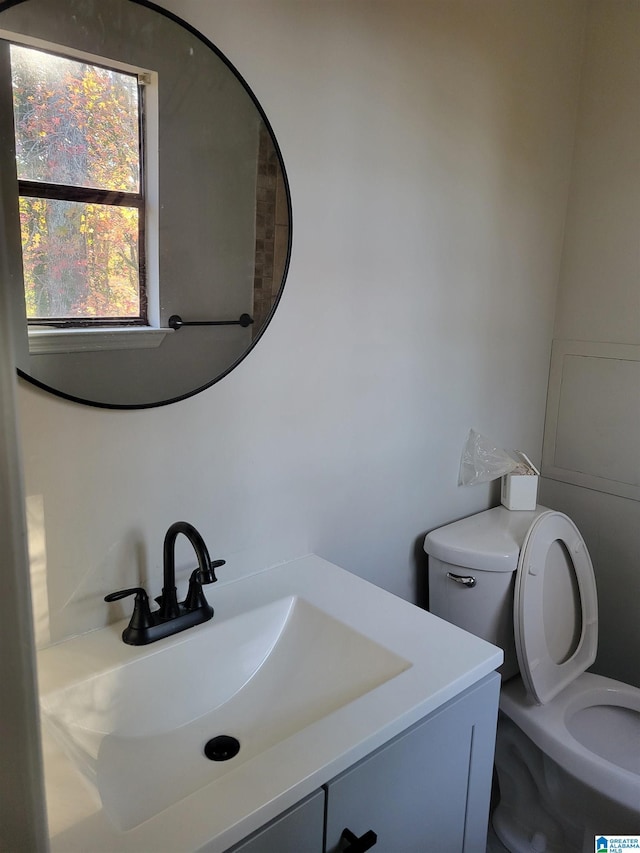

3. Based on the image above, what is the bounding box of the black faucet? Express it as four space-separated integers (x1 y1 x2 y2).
104 521 224 645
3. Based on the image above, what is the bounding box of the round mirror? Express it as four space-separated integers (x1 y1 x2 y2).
0 0 291 408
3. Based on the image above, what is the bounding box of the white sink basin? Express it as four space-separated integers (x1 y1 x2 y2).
38 555 502 852
40 595 410 830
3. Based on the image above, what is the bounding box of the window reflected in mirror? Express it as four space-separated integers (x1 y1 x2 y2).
11 42 146 326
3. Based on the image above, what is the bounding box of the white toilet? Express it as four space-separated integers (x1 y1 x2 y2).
424 506 640 853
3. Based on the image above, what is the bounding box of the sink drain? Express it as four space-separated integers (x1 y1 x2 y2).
204 735 240 762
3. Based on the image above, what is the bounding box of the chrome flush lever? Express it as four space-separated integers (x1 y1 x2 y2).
446 572 476 588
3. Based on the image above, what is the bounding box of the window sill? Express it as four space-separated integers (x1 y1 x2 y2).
27 326 173 355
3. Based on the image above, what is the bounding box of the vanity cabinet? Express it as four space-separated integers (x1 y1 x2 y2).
324 673 498 852
230 674 499 853
228 792 325 853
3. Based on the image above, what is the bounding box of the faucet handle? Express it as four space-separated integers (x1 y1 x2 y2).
105 586 146 602
183 561 222 613
104 587 155 630
201 558 225 584
190 559 225 587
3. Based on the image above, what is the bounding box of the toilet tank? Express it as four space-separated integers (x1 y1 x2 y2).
424 506 547 680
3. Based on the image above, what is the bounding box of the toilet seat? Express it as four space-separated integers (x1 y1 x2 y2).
513 511 598 704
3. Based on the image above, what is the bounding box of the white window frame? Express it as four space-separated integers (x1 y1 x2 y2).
1 29 169 353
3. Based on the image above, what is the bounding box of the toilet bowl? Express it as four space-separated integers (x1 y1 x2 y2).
495 674 640 851
424 506 640 853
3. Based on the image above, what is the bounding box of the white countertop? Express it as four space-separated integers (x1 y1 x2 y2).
37 554 502 852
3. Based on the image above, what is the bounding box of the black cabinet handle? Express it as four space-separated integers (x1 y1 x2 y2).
340 828 377 852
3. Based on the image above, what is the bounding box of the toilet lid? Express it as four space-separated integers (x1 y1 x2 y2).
514 511 598 705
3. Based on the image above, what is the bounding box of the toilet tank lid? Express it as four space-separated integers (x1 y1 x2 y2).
424 506 548 572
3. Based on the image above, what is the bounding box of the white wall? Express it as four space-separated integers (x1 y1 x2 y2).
539 0 640 687
552 0 639 345
16 0 587 645
0 118 48 850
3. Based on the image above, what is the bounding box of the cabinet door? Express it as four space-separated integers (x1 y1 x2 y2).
324 675 499 853
228 790 325 853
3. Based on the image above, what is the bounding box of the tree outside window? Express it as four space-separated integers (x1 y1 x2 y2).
10 43 145 325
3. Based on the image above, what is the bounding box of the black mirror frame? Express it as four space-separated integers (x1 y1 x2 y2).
2 0 292 409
